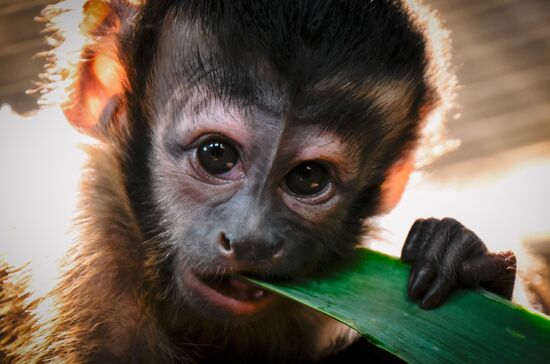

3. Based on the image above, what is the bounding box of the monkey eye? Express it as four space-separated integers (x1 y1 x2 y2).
197 139 239 175
285 162 330 196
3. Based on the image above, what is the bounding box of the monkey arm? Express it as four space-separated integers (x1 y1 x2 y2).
401 217 517 309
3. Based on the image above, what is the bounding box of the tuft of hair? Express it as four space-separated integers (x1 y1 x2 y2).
35 0 137 109
35 0 95 107
0 262 40 363
403 0 459 167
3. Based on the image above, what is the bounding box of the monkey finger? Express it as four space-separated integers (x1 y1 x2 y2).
408 263 436 300
419 276 456 310
423 218 473 263
460 252 517 299
401 219 425 263
401 218 437 263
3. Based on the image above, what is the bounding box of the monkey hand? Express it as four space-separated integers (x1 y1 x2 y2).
400 217 516 309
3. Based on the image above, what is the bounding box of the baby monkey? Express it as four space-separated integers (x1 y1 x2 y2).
2 0 516 363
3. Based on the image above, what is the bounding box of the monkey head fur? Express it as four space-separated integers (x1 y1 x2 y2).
20 0 454 362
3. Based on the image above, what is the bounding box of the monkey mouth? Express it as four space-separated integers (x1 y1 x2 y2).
186 271 274 316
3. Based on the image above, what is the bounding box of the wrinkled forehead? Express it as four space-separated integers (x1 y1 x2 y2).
149 6 426 156
151 16 287 117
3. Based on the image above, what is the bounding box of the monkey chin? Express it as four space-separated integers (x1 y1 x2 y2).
180 269 276 322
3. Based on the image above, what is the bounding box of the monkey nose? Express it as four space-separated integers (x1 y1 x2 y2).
218 232 284 261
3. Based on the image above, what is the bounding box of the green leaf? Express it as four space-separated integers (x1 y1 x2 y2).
245 249 550 364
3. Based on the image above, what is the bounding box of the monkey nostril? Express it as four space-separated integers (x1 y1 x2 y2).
218 233 284 260
219 232 232 252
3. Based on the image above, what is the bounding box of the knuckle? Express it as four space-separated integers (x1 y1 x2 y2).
438 218 471 242
419 217 439 236
425 217 440 225
439 217 463 232
440 217 460 225
460 228 480 245
410 218 425 230
460 236 481 253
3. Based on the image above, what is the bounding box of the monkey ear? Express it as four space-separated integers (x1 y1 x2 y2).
60 0 140 138
378 153 415 214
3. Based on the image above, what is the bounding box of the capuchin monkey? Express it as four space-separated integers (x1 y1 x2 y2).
1 0 516 363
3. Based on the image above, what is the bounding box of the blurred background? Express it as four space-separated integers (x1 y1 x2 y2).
0 0 549 312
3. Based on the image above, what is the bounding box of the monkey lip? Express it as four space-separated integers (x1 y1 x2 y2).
187 271 274 315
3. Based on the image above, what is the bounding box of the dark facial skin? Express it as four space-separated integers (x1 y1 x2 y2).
149 95 365 318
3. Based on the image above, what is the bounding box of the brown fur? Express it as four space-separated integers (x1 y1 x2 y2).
0 264 40 362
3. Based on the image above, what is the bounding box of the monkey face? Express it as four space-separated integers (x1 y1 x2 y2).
147 95 365 318
113 2 439 322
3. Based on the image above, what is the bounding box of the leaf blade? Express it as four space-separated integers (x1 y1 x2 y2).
246 249 550 364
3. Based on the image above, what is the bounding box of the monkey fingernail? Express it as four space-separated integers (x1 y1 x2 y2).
408 265 435 300
419 278 453 310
